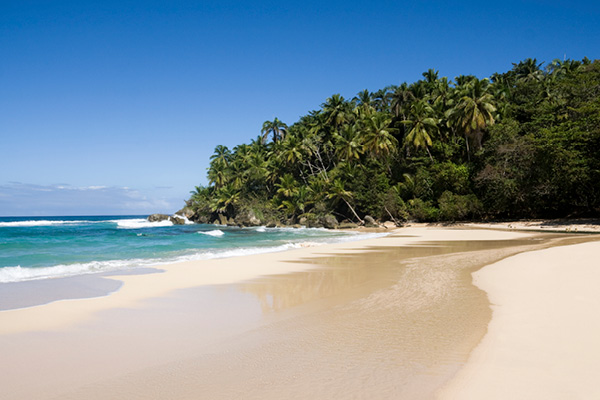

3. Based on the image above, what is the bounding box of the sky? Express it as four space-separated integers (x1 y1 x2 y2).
1 0 599 216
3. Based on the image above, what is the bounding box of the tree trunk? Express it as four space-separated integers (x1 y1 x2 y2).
343 198 364 224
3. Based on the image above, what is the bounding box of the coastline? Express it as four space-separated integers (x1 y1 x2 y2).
1 226 598 399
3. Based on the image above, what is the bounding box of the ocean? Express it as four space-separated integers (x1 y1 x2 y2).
0 215 384 283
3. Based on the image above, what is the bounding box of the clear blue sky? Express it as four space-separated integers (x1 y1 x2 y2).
1 0 598 216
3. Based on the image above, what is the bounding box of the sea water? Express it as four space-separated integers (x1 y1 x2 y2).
0 215 385 283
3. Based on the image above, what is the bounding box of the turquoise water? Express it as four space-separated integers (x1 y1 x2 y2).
0 215 382 283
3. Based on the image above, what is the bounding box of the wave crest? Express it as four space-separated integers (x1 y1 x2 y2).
198 230 225 237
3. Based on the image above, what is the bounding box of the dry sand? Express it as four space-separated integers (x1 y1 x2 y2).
437 240 600 399
1 226 598 399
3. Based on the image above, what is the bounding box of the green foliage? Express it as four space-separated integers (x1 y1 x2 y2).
438 191 483 221
190 58 600 224
408 199 439 222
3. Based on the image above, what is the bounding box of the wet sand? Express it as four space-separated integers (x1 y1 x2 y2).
0 227 596 399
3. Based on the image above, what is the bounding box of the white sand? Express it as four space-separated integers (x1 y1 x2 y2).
438 240 600 399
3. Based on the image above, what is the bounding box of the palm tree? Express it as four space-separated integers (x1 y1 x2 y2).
211 184 240 214
261 118 288 144
353 89 373 111
326 179 363 224
391 82 415 120
207 160 229 188
372 87 393 112
279 134 304 165
402 100 439 162
333 124 363 162
209 145 231 167
276 174 299 198
361 112 398 158
322 94 353 129
447 78 496 156
512 58 544 83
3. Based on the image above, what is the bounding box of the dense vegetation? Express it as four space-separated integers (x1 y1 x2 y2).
186 58 600 226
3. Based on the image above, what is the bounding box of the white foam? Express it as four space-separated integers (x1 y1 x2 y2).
198 229 225 237
115 219 173 229
0 220 93 227
173 214 194 224
256 226 267 232
0 230 390 283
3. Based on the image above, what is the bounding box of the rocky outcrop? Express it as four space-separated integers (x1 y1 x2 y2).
234 210 262 227
170 216 185 225
148 213 170 222
218 214 229 225
147 213 188 225
175 206 195 220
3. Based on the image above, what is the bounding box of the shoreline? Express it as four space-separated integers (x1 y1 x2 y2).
1 226 598 399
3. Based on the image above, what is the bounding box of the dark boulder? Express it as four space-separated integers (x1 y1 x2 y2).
148 213 170 222
234 210 262 227
169 216 185 225
320 215 339 229
364 215 378 227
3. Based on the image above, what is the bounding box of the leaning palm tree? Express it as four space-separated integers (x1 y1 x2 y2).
402 100 439 162
261 118 288 144
326 179 363 224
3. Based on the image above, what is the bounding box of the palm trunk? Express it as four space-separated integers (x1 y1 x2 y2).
426 147 434 163
343 198 364 224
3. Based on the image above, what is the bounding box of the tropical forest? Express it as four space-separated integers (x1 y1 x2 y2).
186 58 600 227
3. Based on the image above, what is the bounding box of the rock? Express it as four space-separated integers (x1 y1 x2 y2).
218 214 229 225
148 213 170 222
169 216 185 225
298 217 308 226
266 221 277 228
320 215 338 229
338 222 359 229
212 219 220 225
195 215 209 224
234 210 262 227
175 206 195 219
364 215 378 227
308 220 323 228
292 224 302 229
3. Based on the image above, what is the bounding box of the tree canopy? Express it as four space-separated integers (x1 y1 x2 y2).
188 58 600 225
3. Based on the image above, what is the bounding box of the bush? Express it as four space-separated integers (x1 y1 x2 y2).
408 198 439 221
437 191 483 221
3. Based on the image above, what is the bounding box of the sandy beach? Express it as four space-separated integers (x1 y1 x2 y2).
1 226 598 399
